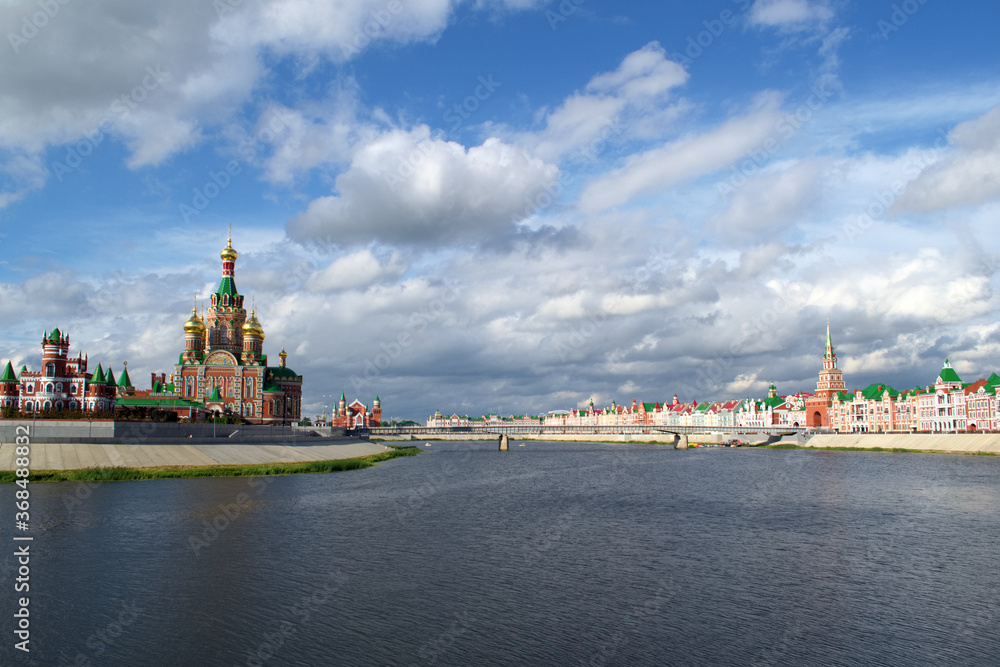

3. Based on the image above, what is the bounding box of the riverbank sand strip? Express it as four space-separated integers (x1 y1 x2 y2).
803 433 1000 453
0 441 389 470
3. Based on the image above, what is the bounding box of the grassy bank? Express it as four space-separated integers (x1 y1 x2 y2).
0 446 421 484
763 444 997 455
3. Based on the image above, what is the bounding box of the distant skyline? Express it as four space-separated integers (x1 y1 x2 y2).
2 0 1000 420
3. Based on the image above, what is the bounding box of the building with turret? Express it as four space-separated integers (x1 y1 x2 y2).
0 329 116 414
170 235 303 424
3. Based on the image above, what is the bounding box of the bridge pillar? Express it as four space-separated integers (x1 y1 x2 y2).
499 434 509 451
674 434 688 450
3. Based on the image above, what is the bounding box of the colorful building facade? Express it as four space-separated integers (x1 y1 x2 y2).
0 329 118 414
171 236 303 424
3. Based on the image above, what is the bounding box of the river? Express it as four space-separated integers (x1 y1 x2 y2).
3 441 999 666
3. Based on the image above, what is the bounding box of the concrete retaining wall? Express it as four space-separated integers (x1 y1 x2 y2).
1 420 345 445
803 433 1000 454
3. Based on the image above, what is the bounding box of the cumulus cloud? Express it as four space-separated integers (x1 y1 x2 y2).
0 0 483 204
895 105 1000 213
287 127 560 245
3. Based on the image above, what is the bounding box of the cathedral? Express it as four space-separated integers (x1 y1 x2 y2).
171 235 303 424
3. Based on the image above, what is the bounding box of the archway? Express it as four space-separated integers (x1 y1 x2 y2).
810 411 823 427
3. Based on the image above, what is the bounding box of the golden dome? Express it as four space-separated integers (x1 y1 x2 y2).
184 307 205 334
221 236 238 262
242 309 264 340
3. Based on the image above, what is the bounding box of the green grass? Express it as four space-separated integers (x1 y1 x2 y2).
0 447 421 484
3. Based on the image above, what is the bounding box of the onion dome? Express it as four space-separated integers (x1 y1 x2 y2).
242 309 265 340
184 306 205 334
221 236 238 262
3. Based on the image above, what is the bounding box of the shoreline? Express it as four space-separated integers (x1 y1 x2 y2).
0 446 422 483
0 439 395 473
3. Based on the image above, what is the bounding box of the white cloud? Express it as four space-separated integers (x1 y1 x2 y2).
896 105 1000 213
525 42 688 162
749 0 833 30
710 160 822 237
287 127 560 245
306 249 407 291
578 91 785 212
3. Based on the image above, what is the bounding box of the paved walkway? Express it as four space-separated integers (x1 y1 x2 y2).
804 433 1000 453
0 441 389 471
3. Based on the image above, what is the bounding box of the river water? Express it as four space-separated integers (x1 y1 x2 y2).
3 441 999 666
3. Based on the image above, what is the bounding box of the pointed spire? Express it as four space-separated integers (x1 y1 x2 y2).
0 361 16 382
118 361 132 388
91 363 105 384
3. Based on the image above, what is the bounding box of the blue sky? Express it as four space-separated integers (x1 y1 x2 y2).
2 0 1000 421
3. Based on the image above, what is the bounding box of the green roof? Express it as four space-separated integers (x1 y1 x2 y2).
91 364 105 384
216 276 239 299
105 368 116 386
118 366 132 388
0 361 16 382
47 328 61 342
861 383 898 400
267 366 300 380
208 387 222 401
761 396 784 408
939 360 962 383
988 373 1000 385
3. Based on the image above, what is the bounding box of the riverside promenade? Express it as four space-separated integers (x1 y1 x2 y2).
0 440 389 471
800 433 1000 454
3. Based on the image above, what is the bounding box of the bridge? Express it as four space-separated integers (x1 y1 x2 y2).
370 424 806 448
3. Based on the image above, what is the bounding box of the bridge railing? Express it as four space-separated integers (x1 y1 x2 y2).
370 424 807 436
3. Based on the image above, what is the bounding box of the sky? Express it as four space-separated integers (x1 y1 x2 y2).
1 0 999 422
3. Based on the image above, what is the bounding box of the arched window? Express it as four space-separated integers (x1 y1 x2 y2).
44 401 52 409
69 401 77 410
56 383 63 393
46 383 54 393
45 362 55 377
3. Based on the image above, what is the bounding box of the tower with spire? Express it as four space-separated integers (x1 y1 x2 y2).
167 231 303 424
816 320 846 398
804 320 848 428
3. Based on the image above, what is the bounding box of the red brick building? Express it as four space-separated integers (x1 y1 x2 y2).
0 329 116 414
171 235 303 424
804 321 847 427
